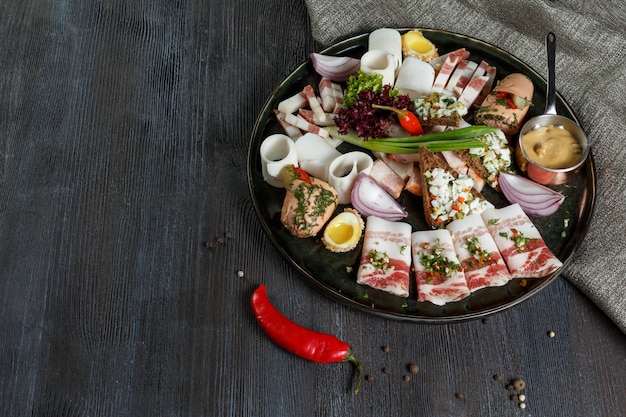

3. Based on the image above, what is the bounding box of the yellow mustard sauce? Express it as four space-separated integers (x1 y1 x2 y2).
522 125 583 169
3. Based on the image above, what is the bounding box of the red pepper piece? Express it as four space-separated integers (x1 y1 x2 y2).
250 284 362 394
291 166 312 184
371 103 423 136
496 91 518 109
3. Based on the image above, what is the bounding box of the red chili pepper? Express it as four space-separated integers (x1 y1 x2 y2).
371 103 423 136
496 91 518 109
250 285 362 394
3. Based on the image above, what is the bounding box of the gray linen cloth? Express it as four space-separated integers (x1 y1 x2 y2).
304 0 626 332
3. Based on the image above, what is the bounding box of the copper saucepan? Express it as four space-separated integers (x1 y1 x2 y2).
515 33 590 185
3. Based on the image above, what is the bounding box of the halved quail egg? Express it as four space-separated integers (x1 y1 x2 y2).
322 208 364 253
401 30 438 62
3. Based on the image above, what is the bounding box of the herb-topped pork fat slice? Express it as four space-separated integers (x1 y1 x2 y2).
411 229 470 305
357 216 412 298
446 214 512 292
481 204 563 278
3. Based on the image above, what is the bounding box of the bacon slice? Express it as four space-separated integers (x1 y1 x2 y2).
319 78 336 112
474 65 497 105
277 91 307 114
411 229 470 305
444 59 469 93
450 60 478 96
357 216 412 298
373 153 414 181
284 113 329 139
404 163 423 197
367 159 406 199
273 110 302 139
298 109 335 127
469 60 489 81
332 82 344 113
430 48 470 73
481 204 563 278
303 85 327 124
446 214 512 292
458 75 489 109
431 53 461 93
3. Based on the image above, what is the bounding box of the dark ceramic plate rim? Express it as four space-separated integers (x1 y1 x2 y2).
247 28 597 323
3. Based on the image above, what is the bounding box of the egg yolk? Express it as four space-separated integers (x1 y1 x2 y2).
409 38 432 54
326 222 354 244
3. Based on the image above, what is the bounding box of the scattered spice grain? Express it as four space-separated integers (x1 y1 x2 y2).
548 330 556 338
382 345 391 353
513 378 526 390
408 363 419 374
403 375 411 382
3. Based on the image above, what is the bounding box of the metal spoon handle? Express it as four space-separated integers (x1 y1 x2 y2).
545 32 557 115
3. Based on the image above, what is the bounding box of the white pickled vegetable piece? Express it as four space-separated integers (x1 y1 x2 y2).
259 134 298 188
328 151 374 204
294 133 341 182
368 28 403 71
360 50 397 87
394 57 435 99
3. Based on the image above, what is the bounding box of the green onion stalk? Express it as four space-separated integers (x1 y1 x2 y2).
326 126 500 154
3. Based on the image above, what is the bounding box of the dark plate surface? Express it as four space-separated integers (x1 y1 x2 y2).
247 29 596 323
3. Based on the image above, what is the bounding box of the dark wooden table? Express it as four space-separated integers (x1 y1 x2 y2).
1 1 624 416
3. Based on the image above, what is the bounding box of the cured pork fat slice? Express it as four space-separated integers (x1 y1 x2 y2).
411 229 470 305
357 216 412 298
481 204 563 278
446 214 512 292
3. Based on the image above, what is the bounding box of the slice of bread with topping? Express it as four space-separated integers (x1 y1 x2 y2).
418 146 494 228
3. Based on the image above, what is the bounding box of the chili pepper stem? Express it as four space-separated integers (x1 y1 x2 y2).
345 352 362 395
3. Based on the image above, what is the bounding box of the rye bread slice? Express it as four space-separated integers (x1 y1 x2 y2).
418 114 461 128
418 146 487 228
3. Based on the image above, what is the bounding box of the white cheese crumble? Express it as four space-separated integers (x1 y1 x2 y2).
414 92 468 120
468 130 513 187
425 167 494 224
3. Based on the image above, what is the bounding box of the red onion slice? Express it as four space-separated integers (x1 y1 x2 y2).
350 173 408 221
499 172 565 217
310 53 360 82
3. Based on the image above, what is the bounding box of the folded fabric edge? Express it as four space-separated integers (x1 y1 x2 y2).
563 273 626 334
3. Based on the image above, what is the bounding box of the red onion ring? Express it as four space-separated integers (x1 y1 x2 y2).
310 53 360 82
350 173 408 221
499 172 565 217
